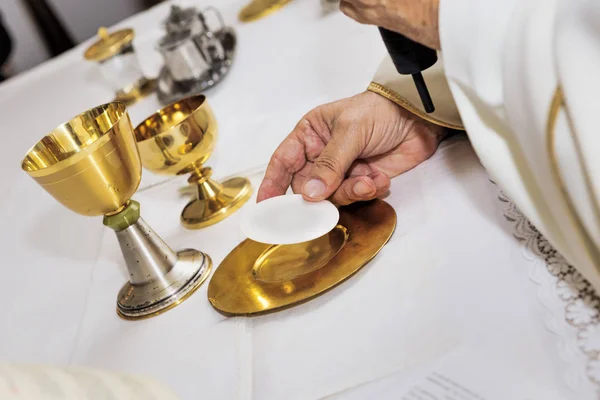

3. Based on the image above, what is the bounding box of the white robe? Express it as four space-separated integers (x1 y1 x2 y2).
369 0 600 292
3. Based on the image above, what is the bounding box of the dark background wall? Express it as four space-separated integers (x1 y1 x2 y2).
1 0 163 78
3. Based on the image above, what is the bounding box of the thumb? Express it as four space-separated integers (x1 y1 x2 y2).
302 133 361 201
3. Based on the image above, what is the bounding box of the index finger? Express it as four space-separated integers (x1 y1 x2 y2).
257 132 306 202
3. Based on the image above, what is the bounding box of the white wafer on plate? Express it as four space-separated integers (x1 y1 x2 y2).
240 194 339 245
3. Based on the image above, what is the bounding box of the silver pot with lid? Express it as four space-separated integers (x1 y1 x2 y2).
157 29 210 82
164 5 203 35
156 5 237 104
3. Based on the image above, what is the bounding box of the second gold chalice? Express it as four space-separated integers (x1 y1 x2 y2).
134 95 252 229
21 102 211 320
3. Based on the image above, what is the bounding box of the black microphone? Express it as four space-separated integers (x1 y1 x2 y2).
378 27 437 113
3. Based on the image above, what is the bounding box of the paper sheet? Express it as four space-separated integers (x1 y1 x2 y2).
331 346 568 400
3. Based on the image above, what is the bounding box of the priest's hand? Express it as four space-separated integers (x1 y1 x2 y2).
257 91 445 205
339 0 440 49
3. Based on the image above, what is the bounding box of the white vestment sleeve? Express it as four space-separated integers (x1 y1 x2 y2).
439 0 600 290
370 0 600 291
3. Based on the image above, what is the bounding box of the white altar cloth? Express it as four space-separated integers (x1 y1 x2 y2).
0 1 595 399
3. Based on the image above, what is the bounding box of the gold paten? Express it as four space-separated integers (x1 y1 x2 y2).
252 225 349 282
134 95 252 229
238 0 293 23
84 27 135 62
208 199 396 315
22 102 211 320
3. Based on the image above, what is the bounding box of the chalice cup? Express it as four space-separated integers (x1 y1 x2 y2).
21 102 212 320
134 94 252 229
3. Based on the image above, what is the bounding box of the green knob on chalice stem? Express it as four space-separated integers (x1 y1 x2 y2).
103 200 141 231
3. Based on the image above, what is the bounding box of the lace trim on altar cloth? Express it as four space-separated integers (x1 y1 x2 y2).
497 189 600 398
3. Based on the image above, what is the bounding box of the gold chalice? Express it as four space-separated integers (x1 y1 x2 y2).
21 102 212 320
134 95 252 229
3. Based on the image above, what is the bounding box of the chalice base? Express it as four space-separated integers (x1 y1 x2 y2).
115 77 156 106
181 176 252 229
117 249 212 320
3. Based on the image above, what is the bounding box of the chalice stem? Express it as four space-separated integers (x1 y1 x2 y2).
103 200 212 319
190 166 226 205
115 217 178 284
196 177 225 204
182 165 252 229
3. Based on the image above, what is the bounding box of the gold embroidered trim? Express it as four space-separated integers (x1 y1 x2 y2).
367 82 465 131
547 86 600 276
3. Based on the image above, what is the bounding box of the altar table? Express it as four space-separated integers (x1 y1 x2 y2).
0 1 595 399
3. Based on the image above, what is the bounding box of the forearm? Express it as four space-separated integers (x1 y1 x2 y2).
340 0 441 49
